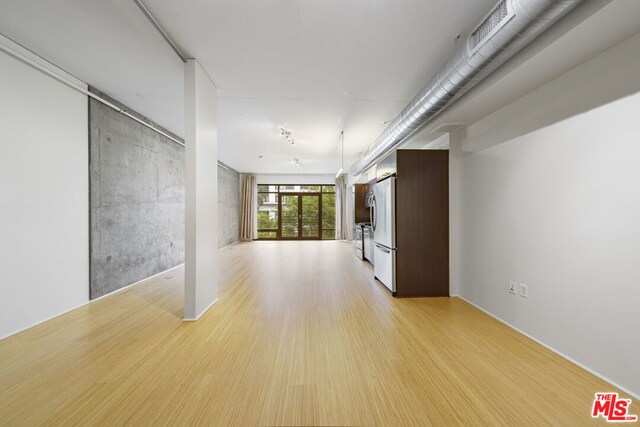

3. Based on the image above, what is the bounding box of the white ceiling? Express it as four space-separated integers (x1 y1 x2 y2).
1 1 639 174
0 0 495 173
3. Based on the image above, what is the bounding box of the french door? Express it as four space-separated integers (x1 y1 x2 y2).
279 193 321 240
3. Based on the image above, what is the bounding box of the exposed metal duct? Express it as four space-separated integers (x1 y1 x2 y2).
349 0 584 177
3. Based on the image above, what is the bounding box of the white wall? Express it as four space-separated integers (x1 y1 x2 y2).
256 174 335 185
0 43 89 339
450 31 640 397
184 59 218 321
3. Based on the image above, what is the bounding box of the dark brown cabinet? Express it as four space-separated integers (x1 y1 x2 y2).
394 149 449 297
353 183 370 224
353 180 376 224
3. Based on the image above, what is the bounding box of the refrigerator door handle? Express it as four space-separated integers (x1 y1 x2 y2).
371 196 377 231
375 243 391 253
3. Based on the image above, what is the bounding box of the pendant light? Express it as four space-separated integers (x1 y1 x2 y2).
336 131 345 178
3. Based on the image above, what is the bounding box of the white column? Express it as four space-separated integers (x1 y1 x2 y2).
184 59 218 321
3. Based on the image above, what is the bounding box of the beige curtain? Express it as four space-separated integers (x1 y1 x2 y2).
335 174 348 240
240 175 257 241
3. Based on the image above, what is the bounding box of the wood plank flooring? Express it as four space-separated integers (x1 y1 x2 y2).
0 241 629 426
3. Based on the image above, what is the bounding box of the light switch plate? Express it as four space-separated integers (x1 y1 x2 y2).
509 281 517 294
520 283 529 298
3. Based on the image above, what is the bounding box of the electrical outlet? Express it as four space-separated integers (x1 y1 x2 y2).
520 283 529 298
508 281 517 294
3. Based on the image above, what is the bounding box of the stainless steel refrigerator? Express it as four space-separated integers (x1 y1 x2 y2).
371 176 396 293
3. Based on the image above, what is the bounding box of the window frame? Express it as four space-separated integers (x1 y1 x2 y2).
257 184 336 240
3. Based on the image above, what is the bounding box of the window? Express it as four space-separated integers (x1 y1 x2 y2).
321 186 336 239
257 186 278 239
257 185 336 240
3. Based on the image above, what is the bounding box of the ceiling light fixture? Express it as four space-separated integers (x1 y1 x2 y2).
336 131 345 178
292 157 302 168
280 127 295 145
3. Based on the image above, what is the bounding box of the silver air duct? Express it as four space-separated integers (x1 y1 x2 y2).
349 0 584 177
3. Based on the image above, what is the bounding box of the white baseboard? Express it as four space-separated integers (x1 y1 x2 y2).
183 298 219 322
0 300 89 341
0 264 185 341
218 240 240 250
90 264 184 303
453 294 639 400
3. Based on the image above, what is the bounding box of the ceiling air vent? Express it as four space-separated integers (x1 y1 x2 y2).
468 0 515 55
348 0 583 177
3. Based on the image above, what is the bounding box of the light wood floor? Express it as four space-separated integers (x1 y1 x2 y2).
0 241 628 426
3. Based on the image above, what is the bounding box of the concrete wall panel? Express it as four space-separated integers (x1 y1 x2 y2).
89 88 185 299
218 163 240 248
89 88 240 299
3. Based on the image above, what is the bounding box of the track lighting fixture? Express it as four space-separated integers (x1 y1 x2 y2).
280 127 295 145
